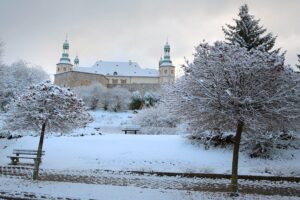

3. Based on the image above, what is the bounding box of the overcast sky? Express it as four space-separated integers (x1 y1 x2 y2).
0 0 299 76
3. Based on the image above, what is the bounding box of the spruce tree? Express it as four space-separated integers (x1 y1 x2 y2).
223 4 277 52
297 54 300 70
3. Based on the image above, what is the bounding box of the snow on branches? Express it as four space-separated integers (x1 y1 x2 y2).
0 60 49 111
134 103 179 135
5 81 92 133
169 41 300 139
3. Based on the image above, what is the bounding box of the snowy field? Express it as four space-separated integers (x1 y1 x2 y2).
0 110 299 176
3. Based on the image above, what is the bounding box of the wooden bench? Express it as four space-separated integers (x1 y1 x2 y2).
7 149 45 165
122 125 141 134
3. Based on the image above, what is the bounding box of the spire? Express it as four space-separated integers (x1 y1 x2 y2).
59 36 71 64
164 40 171 61
74 54 79 67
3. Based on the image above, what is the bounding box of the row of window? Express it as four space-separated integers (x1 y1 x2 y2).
112 79 127 84
160 69 174 74
57 67 69 72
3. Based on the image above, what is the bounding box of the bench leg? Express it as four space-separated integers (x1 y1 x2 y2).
125 131 127 134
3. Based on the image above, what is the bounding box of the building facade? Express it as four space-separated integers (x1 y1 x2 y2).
54 38 175 91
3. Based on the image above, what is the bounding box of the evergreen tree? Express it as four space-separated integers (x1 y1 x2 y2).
297 54 300 70
223 4 277 52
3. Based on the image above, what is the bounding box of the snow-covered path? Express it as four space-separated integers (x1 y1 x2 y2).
1 176 298 200
0 169 299 199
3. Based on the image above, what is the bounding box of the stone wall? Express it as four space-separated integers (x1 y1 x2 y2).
54 71 109 88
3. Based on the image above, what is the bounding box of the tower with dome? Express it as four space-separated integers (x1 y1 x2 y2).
159 41 175 84
56 37 73 73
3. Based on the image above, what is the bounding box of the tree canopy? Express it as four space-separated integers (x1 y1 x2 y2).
5 81 91 133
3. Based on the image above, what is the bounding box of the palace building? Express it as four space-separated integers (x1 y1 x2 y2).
54 38 175 91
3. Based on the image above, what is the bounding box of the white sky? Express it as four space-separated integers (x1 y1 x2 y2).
0 0 299 76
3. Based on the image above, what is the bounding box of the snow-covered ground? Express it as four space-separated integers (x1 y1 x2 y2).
0 177 298 200
0 110 299 176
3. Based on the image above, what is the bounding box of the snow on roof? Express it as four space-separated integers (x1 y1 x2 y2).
160 62 174 67
73 60 159 77
58 60 72 64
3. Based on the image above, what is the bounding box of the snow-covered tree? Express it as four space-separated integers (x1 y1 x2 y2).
5 81 92 180
0 60 49 111
223 4 277 52
144 91 160 107
134 103 179 135
168 42 300 194
74 83 107 110
74 85 131 112
107 87 131 112
130 91 143 110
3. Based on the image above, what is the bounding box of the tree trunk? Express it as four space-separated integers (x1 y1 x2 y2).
33 121 46 180
231 120 244 194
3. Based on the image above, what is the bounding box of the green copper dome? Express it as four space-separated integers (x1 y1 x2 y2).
58 38 72 65
74 55 79 65
63 40 69 49
164 42 170 50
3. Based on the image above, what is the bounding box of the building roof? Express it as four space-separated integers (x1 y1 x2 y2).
73 60 159 77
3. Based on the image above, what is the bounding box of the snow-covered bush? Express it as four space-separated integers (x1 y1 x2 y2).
0 60 49 111
143 91 160 107
74 83 107 110
130 91 143 110
134 103 179 135
107 87 131 112
167 41 300 192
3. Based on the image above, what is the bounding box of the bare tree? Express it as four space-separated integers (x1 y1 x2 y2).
107 87 131 112
0 60 49 111
5 81 92 180
73 83 107 110
168 42 300 194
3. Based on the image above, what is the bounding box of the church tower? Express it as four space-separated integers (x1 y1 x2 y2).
56 37 73 74
159 41 175 84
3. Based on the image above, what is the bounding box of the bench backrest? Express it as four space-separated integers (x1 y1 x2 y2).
124 125 141 130
13 149 45 156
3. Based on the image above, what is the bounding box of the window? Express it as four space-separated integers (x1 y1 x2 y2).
63 67 66 71
57 67 60 72
121 79 127 84
164 69 168 74
171 70 174 74
113 71 118 75
112 79 118 84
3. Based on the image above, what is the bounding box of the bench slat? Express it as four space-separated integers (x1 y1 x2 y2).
13 152 45 155
7 156 36 159
13 149 45 156
13 149 45 152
